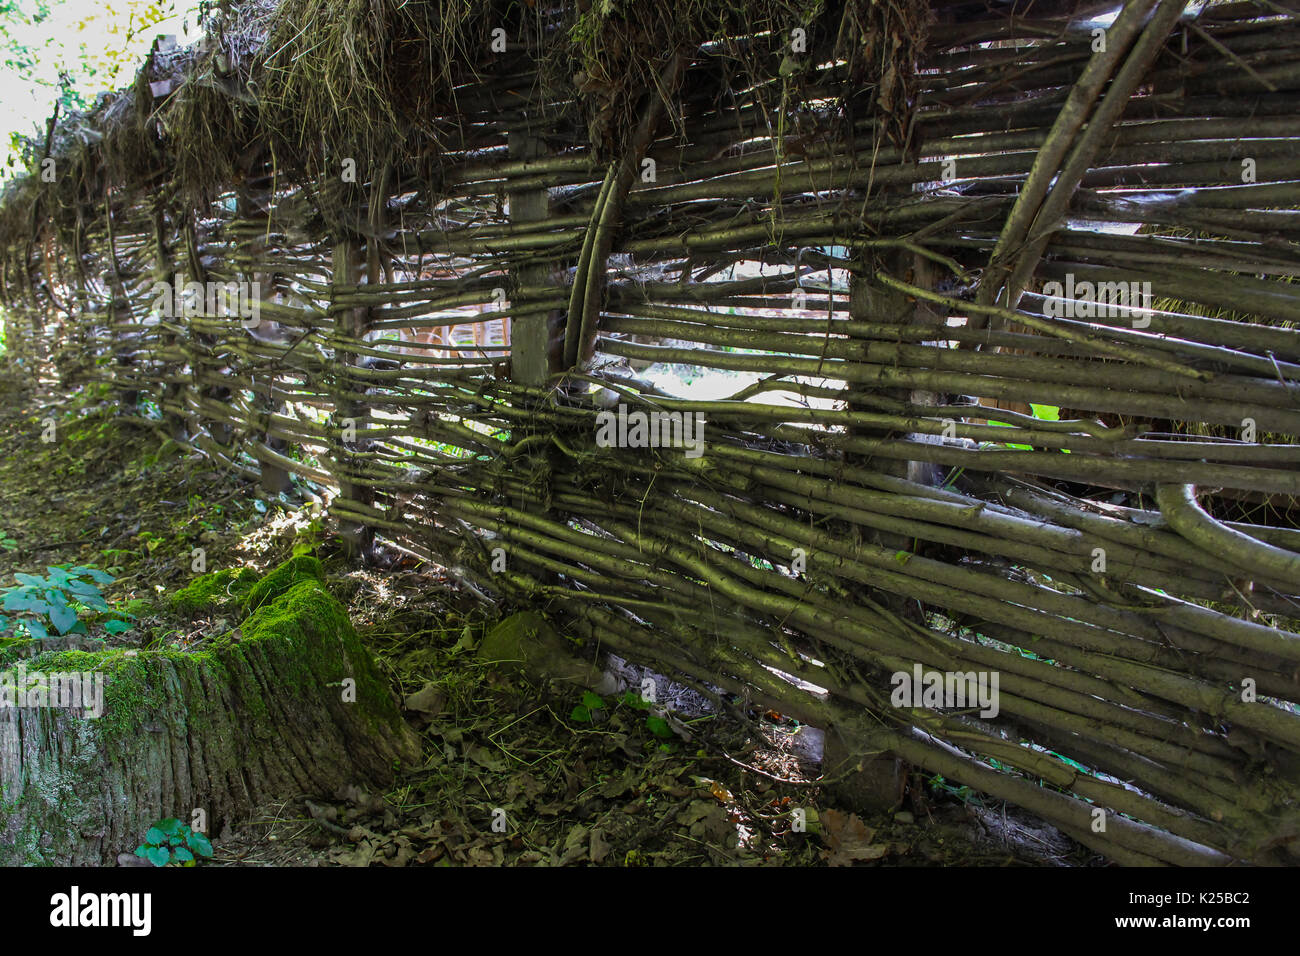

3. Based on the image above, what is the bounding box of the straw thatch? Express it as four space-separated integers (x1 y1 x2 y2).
3 0 1300 865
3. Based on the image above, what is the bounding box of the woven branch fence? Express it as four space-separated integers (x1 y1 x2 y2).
2 0 1299 865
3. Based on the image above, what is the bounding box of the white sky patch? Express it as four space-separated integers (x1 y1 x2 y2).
2 0 203 175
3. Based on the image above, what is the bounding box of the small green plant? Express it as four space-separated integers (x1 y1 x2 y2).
135 818 214 867
569 689 605 723
136 531 164 554
928 774 975 803
616 690 652 710
0 565 129 639
644 715 674 739
292 515 325 557
571 689 674 740
99 547 135 567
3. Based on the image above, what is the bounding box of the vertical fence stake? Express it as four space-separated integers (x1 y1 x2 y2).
103 196 138 414
508 130 559 387
152 196 187 441
333 231 373 562
238 191 292 497
818 246 940 814
505 128 562 594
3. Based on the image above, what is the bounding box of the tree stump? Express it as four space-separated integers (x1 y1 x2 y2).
0 558 419 865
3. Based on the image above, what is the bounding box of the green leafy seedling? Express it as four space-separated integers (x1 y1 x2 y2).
570 690 605 723
645 715 674 739
616 690 652 711
0 565 117 639
135 818 214 867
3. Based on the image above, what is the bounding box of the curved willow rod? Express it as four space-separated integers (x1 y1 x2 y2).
1155 483 1300 593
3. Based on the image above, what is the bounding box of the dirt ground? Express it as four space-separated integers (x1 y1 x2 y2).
0 368 1102 867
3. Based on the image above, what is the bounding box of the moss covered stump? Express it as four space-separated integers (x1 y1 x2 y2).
0 559 419 865
168 566 258 616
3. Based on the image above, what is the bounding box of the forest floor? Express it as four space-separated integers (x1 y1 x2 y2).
0 368 1102 867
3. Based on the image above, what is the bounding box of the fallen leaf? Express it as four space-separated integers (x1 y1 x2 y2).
589 828 610 864
559 824 588 865
465 744 507 772
415 844 445 864
404 682 446 715
332 840 377 867
821 808 890 866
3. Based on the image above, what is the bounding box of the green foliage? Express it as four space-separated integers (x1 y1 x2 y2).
616 689 652 710
1046 750 1090 774
0 0 53 87
928 774 974 803
570 688 673 741
134 817 213 867
0 564 133 639
1 0 192 182
569 689 605 723
987 403 1066 452
291 515 324 557
644 715 674 739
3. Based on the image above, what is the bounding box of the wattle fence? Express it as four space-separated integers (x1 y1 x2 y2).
3 0 1300 864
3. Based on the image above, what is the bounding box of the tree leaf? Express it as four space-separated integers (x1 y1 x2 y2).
3 591 46 612
145 826 165 845
645 716 674 739
187 832 214 857
24 618 48 639
71 566 114 585
570 704 592 723
45 566 73 586
146 846 170 867
104 619 132 634
49 603 78 635
172 847 194 862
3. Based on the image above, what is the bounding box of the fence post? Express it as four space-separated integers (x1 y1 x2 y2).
103 198 138 414
504 126 563 594
817 247 941 814
237 190 292 496
332 228 373 561
178 215 233 448
152 195 188 441
507 130 559 387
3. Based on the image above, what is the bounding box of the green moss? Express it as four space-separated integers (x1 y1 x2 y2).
97 655 174 744
11 647 180 747
241 577 401 735
169 556 327 620
242 555 325 614
169 567 258 616
0 636 35 669
9 566 400 746
0 557 410 864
